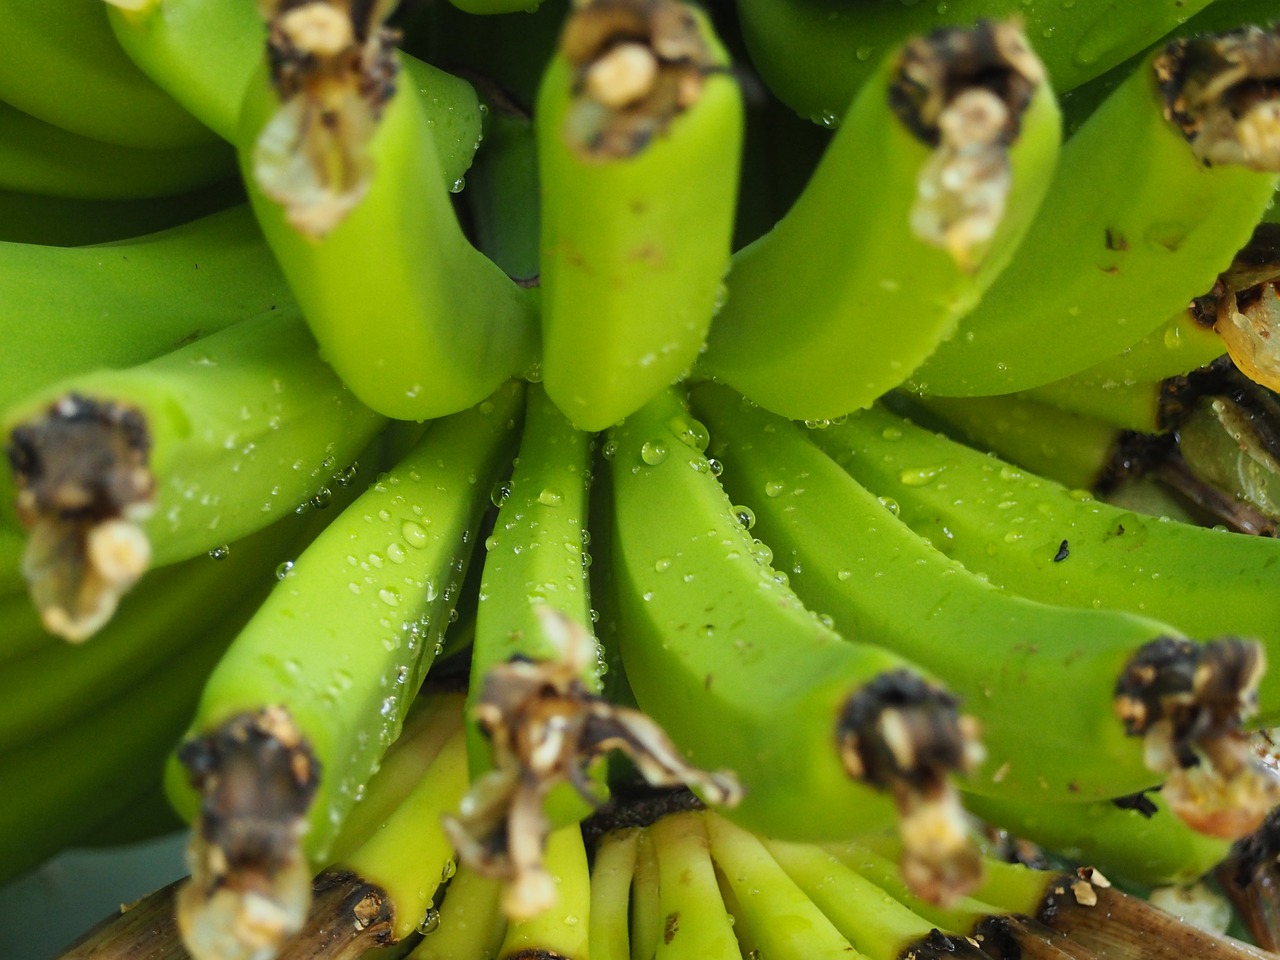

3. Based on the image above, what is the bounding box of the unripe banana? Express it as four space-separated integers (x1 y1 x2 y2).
3 310 386 640
698 20 1061 421
537 0 743 430
910 26 1280 397
735 0 1214 127
167 383 522 960
585 826 637 960
693 382 1276 833
607 387 984 899
239 0 537 421
0 0 216 149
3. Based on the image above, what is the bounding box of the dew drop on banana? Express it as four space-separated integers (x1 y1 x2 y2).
764 479 785 498
641 439 669 465
276 560 296 580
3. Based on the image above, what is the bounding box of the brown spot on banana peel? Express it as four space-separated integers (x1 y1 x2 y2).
889 20 1045 272
254 0 400 237
443 609 739 923
838 669 987 906
176 706 320 960
559 0 720 160
1114 636 1280 839
1155 25 1280 172
6 393 154 642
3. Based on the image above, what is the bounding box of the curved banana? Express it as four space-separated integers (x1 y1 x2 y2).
910 26 1280 397
0 0 215 149
238 0 537 421
0 97 234 201
608 387 984 898
0 204 291 414
649 811 741 960
963 790 1232 888
493 824 590 951
693 382 1275 829
406 859 506 960
735 0 1214 127
166 383 522 960
537 0 743 430
3 309 386 640
585 826 638 960
0 560 270 886
698 20 1060 421
814 403 1280 724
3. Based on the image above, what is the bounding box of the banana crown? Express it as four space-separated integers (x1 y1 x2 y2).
255 0 402 236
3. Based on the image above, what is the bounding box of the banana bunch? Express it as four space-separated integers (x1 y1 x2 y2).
8 0 1280 958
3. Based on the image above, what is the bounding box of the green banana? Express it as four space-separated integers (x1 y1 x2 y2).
585 826 637 960
766 836 992 960
167 383 522 959
238 1 537 421
0 511 306 752
693 382 1274 828
0 204 291 415
0 562 268 885
465 109 540 283
607 388 984 899
964 790 1232 888
735 0 1215 127
698 20 1061 421
650 811 741 960
4 309 386 640
815 403 1280 724
703 811 867 960
536 0 743 430
630 826 661 960
0 178 244 247
493 824 591 948
466 384 597 778
407 859 506 960
910 26 1280 397
0 0 215 149
0 97 234 201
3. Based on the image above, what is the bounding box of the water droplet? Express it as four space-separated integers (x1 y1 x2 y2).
449 177 466 193
733 505 756 530
899 465 945 486
379 586 401 607
538 487 563 507
276 560 295 580
855 44 873 61
641 440 669 465
491 481 512 507
402 521 429 548
764 480 785 498
654 557 673 573
668 416 711 451
386 543 407 564
707 457 724 477
417 908 442 935
310 486 333 509
601 440 618 461
208 545 231 560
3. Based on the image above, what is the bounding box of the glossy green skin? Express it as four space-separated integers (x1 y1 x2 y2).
698 38 1061 421
766 839 942 960
649 814 742 960
241 59 538 421
0 204 291 413
736 0 1213 126
815 404 1280 724
467 385 596 781
607 388 908 841
0 559 268 885
2 310 387 565
538 13 744 431
911 52 1280 397
0 0 214 148
904 392 1122 491
168 383 523 862
0 98 234 200
964 791 1231 888
694 383 1176 802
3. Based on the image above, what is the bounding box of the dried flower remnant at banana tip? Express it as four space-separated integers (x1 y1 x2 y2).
444 607 740 923
176 706 320 960
839 669 987 905
1114 635 1280 839
560 0 721 160
6 393 154 642
254 0 400 237
892 19 1044 272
